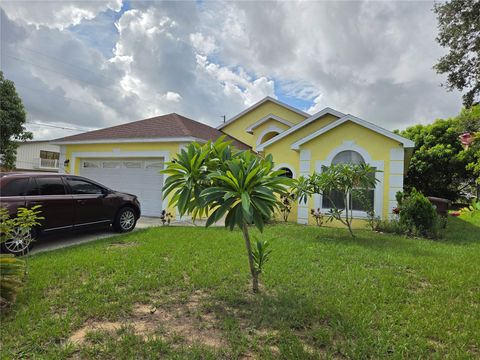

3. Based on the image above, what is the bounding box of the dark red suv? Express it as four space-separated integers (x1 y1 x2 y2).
0 172 141 255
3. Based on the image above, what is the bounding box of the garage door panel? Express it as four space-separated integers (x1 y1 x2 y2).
79 158 164 217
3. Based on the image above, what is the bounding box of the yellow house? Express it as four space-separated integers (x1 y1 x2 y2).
53 97 414 223
219 97 414 224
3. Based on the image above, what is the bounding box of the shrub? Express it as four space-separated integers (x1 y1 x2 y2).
375 218 408 235
398 189 443 238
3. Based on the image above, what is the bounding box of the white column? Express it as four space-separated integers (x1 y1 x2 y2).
58 145 67 174
297 150 311 224
389 147 404 217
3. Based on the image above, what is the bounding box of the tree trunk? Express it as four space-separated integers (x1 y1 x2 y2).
345 192 355 238
242 223 259 293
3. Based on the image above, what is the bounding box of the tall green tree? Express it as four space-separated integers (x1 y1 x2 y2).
433 0 480 108
0 71 32 170
457 105 480 187
162 138 290 292
397 107 479 200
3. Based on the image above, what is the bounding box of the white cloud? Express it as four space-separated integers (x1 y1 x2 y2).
196 0 461 128
195 55 275 106
1 0 122 30
163 91 182 102
190 32 217 55
0 0 464 141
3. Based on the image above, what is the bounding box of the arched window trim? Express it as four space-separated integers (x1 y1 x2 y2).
331 150 365 165
273 163 297 179
313 141 385 219
256 125 286 148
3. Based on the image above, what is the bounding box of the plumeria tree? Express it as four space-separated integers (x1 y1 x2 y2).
295 163 379 237
162 138 291 292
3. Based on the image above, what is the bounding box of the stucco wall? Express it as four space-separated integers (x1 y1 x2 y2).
221 100 307 148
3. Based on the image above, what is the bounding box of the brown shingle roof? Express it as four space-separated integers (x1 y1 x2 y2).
53 113 250 150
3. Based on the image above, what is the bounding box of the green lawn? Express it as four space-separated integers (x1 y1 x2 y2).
1 214 479 359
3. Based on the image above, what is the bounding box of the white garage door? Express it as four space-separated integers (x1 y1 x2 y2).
79 158 164 217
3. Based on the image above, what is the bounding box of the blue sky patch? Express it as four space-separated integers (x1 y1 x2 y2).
68 1 131 58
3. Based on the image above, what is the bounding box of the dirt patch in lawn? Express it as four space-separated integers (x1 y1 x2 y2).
106 241 138 249
68 290 224 349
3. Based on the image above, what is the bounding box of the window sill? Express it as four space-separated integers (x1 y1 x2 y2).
321 208 371 219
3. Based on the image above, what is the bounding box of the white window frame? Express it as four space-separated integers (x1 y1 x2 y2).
273 163 297 179
314 141 384 219
256 125 286 148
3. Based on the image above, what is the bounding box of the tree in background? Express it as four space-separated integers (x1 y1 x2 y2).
0 71 32 170
433 0 480 108
397 106 480 200
457 106 480 190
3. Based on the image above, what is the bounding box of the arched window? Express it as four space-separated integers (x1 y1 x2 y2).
258 131 280 145
322 150 375 212
279 167 293 179
331 150 364 165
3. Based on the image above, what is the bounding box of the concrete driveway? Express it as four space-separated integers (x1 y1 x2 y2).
28 217 223 255
28 217 162 255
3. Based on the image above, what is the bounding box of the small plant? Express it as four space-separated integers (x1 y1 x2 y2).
162 138 291 293
251 238 272 276
459 198 480 215
160 210 173 225
279 192 295 222
0 205 43 309
0 255 26 309
295 163 380 237
375 218 408 235
310 208 324 226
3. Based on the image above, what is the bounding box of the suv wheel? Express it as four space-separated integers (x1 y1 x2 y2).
1 227 35 256
113 207 137 233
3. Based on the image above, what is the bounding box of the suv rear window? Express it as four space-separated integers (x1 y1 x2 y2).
0 178 29 196
28 177 66 195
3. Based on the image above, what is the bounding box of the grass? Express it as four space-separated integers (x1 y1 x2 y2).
1 213 479 359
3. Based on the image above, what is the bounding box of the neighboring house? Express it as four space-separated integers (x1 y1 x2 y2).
15 141 60 172
53 97 414 222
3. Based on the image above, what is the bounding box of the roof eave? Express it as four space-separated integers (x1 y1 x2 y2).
289 114 416 150
51 136 207 145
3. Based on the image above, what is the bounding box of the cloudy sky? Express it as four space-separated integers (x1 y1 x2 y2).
1 0 462 140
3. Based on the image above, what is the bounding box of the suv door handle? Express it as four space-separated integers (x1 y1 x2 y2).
76 199 87 205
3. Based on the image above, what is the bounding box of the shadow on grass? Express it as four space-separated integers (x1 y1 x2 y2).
303 228 436 257
443 215 480 244
208 288 357 359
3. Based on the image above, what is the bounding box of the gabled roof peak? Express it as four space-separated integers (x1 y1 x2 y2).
256 106 346 151
217 96 310 130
